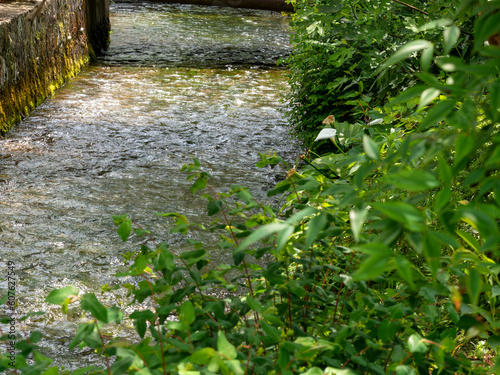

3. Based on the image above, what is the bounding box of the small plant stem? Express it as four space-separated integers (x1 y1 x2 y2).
284 264 293 332
290 178 302 204
186 329 194 352
340 346 371 368
207 184 255 298
245 342 253 375
391 0 428 15
141 274 167 375
94 320 111 375
131 219 158 248
384 344 396 371
332 282 344 325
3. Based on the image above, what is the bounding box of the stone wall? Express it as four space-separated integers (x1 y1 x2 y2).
0 0 109 135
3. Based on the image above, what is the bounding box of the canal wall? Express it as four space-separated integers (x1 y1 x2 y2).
0 0 110 135
114 0 293 12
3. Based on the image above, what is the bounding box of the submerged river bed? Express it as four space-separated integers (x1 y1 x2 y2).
0 2 295 368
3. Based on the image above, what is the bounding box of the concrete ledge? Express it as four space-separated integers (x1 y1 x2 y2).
0 0 109 135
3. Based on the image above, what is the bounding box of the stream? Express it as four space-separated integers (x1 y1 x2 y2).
0 1 294 368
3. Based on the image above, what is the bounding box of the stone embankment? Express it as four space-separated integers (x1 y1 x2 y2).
0 0 109 134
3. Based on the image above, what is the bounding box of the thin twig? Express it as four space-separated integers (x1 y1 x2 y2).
391 0 428 16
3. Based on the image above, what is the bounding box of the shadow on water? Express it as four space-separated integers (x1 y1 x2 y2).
0 2 295 368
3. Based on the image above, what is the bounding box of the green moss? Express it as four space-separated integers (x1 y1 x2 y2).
0 54 90 136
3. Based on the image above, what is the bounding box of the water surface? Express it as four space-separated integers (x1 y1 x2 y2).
0 2 294 367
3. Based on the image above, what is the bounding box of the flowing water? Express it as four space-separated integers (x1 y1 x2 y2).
0 1 294 367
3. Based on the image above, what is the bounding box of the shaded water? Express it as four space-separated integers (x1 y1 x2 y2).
0 1 294 367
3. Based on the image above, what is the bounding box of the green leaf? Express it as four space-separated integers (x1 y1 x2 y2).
117 218 132 242
45 286 79 305
267 180 291 197
443 25 460 54
390 85 426 106
384 170 439 192
467 268 483 307
112 214 128 226
474 11 500 50
420 43 434 72
166 321 189 332
208 199 223 216
445 302 460 323
306 212 328 248
349 206 368 242
287 280 307 297
423 232 441 280
247 296 264 314
81 293 108 323
456 230 481 252
438 156 452 183
180 249 206 260
217 331 237 360
488 335 500 350
395 256 415 289
260 321 281 343
418 88 440 110
489 78 500 122
434 187 451 212
396 365 418 375
225 360 245 375
110 356 134 375
353 243 393 281
133 317 147 339
408 334 428 353
237 223 287 251
378 40 432 72
190 176 206 194
374 202 424 231
363 134 379 161
179 300 195 326
486 145 500 170
378 320 400 342
419 99 456 130
191 348 216 365
276 224 294 253
70 367 97 375
417 18 453 32
302 368 324 375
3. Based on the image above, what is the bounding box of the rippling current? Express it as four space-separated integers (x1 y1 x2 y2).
0 2 294 367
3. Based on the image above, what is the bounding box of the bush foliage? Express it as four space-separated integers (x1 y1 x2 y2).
284 0 474 149
1 0 500 374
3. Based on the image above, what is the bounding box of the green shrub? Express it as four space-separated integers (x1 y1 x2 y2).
284 0 474 150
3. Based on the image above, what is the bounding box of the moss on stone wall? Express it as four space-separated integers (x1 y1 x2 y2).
0 0 109 135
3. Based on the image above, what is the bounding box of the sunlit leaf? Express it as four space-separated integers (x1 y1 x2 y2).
408 334 428 353
467 268 483 306
378 40 432 72
217 331 237 360
117 218 132 242
384 170 439 192
443 25 460 54
45 286 79 305
349 206 368 242
363 134 379 161
418 88 440 110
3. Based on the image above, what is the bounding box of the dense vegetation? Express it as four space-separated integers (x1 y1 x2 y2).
1 0 500 374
